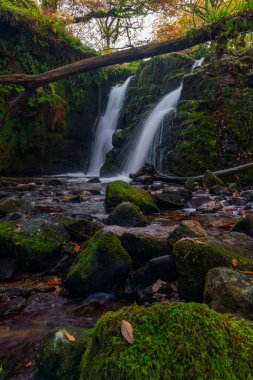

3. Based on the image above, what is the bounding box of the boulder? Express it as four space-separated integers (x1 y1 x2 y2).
173 237 253 301
56 216 102 242
203 170 224 188
204 267 253 320
64 231 132 295
155 188 192 209
168 220 207 248
209 184 225 195
0 198 27 215
105 181 159 214
230 216 253 238
107 202 149 227
0 258 17 281
36 327 92 380
80 303 253 380
135 255 177 286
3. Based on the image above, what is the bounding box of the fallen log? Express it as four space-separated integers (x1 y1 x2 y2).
154 163 253 184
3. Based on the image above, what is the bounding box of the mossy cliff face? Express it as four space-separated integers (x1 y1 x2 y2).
80 302 253 380
0 0 101 174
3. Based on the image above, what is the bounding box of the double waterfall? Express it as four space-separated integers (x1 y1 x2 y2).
87 58 204 177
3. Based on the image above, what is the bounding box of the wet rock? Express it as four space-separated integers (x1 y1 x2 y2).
120 232 170 266
45 179 63 186
155 188 192 209
107 202 149 227
36 327 92 380
209 185 225 195
32 203 64 214
16 183 36 191
184 178 197 191
0 258 17 281
151 181 163 191
230 216 253 238
64 231 132 295
61 194 82 203
57 216 102 242
135 255 177 286
229 197 247 207
87 177 101 183
134 175 153 185
2 296 26 315
204 267 253 320
174 237 253 302
24 293 65 313
130 164 160 179
228 183 238 192
49 254 76 275
0 198 27 215
197 200 223 213
105 180 159 214
190 195 212 208
6 212 24 221
0 287 32 298
203 170 224 188
241 190 253 202
168 220 207 248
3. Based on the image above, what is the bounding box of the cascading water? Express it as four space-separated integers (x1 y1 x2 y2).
121 58 205 176
87 76 133 176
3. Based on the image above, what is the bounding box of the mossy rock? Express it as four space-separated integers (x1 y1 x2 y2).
0 198 27 215
36 327 92 380
0 220 70 271
64 231 132 295
204 267 253 321
56 216 102 242
80 302 253 380
168 220 207 248
173 237 253 302
203 170 225 188
230 216 253 238
107 202 149 227
105 181 159 214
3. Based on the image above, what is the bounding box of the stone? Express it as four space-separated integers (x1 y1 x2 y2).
241 190 253 202
64 231 132 295
57 217 102 242
168 220 207 248
24 293 65 313
87 177 101 183
204 267 253 320
203 170 224 188
105 180 159 214
107 202 149 227
155 188 192 209
1 296 26 316
16 183 36 191
0 198 27 215
209 184 225 195
173 237 253 302
230 216 253 238
197 200 223 213
135 255 177 286
0 258 17 281
184 178 196 191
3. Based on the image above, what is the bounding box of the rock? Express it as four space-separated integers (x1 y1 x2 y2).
80 303 253 380
190 195 212 208
135 255 177 286
107 202 149 227
209 185 225 195
155 188 192 209
57 217 102 242
241 190 253 202
204 267 253 320
16 183 36 191
61 194 82 203
0 220 70 271
134 175 153 185
173 237 253 301
0 198 27 215
36 327 92 380
120 232 170 266
130 164 160 179
151 181 163 191
228 183 238 191
1 296 26 316
45 179 63 186
24 293 65 313
0 258 17 281
105 180 159 214
64 231 132 295
229 197 247 207
184 178 197 191
203 170 224 188
87 177 101 183
197 200 223 213
230 216 253 238
168 220 207 248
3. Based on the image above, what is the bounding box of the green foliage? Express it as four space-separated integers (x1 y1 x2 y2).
81 302 253 380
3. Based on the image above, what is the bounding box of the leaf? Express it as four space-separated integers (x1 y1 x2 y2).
63 330 76 342
121 320 133 344
48 276 62 286
232 259 238 268
73 242 81 254
25 361 32 368
15 241 21 246
240 271 253 275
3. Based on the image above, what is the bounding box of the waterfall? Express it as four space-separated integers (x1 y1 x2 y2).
87 76 133 176
121 58 205 176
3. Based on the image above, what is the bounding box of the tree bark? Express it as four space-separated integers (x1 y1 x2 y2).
153 163 253 184
0 10 252 90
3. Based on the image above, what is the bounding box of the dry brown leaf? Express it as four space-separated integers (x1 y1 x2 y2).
240 271 253 275
73 242 81 254
48 276 62 286
121 320 133 344
232 259 238 268
25 361 32 368
63 330 76 342
15 241 21 246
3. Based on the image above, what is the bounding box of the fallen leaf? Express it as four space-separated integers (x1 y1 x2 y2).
232 259 238 268
240 271 253 275
63 330 76 342
15 241 21 246
53 286 62 296
25 361 32 368
48 212 63 216
73 242 81 254
121 320 133 344
48 276 62 286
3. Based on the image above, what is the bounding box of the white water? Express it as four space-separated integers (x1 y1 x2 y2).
192 57 205 70
87 76 133 176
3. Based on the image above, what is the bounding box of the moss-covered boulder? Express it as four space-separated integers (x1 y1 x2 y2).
203 170 225 188
80 302 253 380
0 198 27 215
173 237 253 301
168 220 207 248
64 231 132 295
107 202 149 227
36 327 92 380
56 216 102 242
0 220 70 271
230 216 253 238
105 181 159 214
154 188 192 209
204 267 253 321
120 232 169 266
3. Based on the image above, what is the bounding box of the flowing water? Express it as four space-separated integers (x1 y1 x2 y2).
87 76 133 176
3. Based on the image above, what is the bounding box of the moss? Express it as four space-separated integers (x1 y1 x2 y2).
0 221 68 270
64 231 132 295
107 202 149 227
105 181 159 214
203 170 225 188
36 327 92 380
173 237 253 302
80 302 253 380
